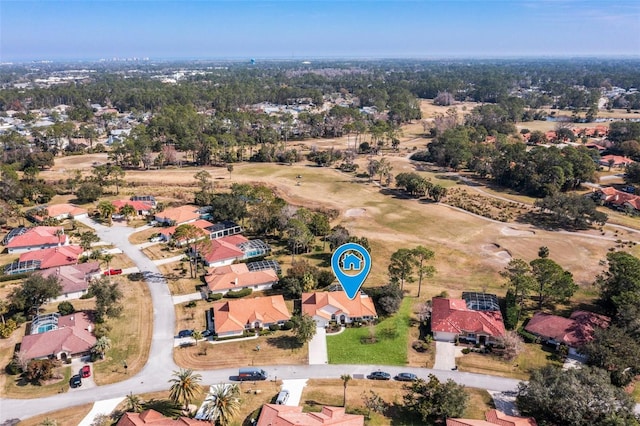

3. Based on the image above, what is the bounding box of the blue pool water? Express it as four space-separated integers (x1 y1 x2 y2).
37 324 56 334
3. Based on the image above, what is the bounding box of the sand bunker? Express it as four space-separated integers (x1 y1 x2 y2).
482 243 512 263
501 226 535 236
345 208 366 217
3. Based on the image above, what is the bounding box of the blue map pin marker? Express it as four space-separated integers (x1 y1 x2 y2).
331 242 371 300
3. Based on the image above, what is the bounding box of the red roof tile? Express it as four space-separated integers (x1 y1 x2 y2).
155 205 200 224
201 235 247 264
37 261 101 294
112 200 154 213
524 311 610 347
302 291 377 320
6 226 67 249
20 311 96 360
118 409 208 426
257 404 364 426
205 263 277 292
19 245 83 269
431 298 505 338
212 295 290 335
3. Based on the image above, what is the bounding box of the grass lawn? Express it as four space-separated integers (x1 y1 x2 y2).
92 276 153 385
174 330 307 369
128 227 160 245
464 388 495 419
160 262 203 296
18 403 93 426
327 298 411 366
457 342 563 381
3 365 72 399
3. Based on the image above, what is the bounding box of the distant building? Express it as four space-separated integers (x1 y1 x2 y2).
5 226 68 253
447 409 537 426
154 205 200 225
204 263 278 294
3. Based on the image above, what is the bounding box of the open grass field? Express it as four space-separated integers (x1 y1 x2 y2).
456 343 563 381
92 276 153 385
327 298 411 366
18 403 94 426
174 330 307 369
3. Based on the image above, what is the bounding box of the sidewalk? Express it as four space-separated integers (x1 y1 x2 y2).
77 397 125 426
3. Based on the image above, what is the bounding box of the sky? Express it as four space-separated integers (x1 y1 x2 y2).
1 0 639 62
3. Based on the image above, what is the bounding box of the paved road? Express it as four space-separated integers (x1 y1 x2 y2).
0 364 521 422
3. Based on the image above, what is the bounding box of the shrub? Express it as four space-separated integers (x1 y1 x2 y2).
268 324 280 332
93 323 111 339
259 329 271 336
208 293 223 302
461 348 471 354
186 300 197 308
0 273 29 282
0 319 18 338
412 340 429 353
281 321 294 331
57 301 75 316
224 288 252 298
5 360 21 375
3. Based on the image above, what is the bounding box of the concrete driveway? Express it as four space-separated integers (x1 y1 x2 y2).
308 327 328 365
280 379 308 406
433 341 457 370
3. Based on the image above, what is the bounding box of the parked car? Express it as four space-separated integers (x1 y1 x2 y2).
81 365 91 378
177 329 194 338
276 389 290 405
103 268 123 276
367 371 391 380
69 374 82 388
201 329 213 338
395 372 417 382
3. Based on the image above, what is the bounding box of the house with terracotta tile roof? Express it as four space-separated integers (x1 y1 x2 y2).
599 154 635 169
447 409 537 426
20 311 96 360
200 235 271 267
205 263 278 295
5 226 68 253
524 310 610 355
257 404 364 426
211 295 290 337
29 203 88 223
596 187 640 212
431 297 506 344
18 245 83 269
38 261 101 301
118 409 208 426
302 291 378 328
154 205 200 225
112 199 154 217
159 219 215 245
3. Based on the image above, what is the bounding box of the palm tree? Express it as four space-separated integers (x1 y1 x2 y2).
120 203 136 223
39 418 57 426
0 300 8 325
97 201 116 225
54 228 64 246
169 368 202 412
202 383 241 426
125 392 144 413
340 374 351 408
101 253 114 281
192 330 203 347
92 336 112 359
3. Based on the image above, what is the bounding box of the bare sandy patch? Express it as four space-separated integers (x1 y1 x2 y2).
501 226 536 237
345 208 366 217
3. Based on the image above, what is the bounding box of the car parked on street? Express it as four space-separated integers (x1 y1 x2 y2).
395 372 417 382
81 365 91 378
177 329 194 338
69 374 82 388
367 371 391 380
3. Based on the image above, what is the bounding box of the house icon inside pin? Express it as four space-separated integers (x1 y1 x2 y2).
342 252 362 271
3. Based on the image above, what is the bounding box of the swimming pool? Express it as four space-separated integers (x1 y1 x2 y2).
36 323 57 334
